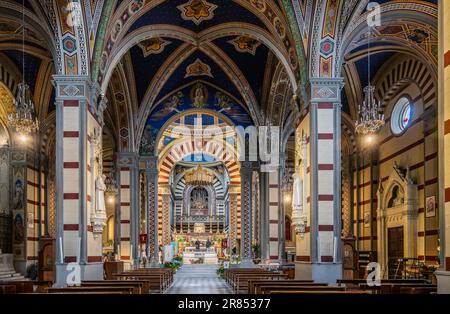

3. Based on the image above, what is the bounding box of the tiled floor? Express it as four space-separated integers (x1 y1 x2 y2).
166 264 232 294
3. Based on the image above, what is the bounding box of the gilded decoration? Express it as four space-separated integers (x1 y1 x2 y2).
138 38 171 57
185 59 213 78
228 36 261 55
177 0 218 25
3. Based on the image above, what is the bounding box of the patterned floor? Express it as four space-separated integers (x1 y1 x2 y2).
166 264 232 294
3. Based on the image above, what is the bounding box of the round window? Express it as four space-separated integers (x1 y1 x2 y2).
391 97 412 135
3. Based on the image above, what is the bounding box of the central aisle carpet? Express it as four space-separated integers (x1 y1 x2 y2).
166 264 232 294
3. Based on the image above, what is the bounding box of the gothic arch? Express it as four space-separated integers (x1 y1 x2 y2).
100 23 298 93
373 55 437 113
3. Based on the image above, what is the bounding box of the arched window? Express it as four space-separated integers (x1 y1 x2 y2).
391 96 413 135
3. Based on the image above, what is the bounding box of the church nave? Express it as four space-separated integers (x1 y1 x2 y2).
1 0 450 299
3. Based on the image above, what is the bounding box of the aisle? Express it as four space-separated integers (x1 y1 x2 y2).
166 264 232 294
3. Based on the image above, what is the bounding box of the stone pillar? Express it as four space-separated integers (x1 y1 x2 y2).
436 0 450 293
116 153 139 268
160 188 171 246
228 192 238 254
295 78 343 284
278 153 287 261
143 156 159 267
240 161 254 266
53 75 106 286
259 171 269 260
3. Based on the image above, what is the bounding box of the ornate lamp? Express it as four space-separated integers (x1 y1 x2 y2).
104 170 118 203
355 85 384 135
7 1 39 136
355 24 385 135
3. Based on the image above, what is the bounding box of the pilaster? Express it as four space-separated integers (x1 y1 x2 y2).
142 156 159 267
295 77 344 284
52 75 105 286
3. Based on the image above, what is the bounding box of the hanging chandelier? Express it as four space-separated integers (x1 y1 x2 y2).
355 85 384 135
105 171 118 195
8 83 39 135
355 24 384 135
7 0 38 136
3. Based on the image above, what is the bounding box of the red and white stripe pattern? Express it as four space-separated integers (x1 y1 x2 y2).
268 171 279 260
158 140 240 185
62 99 82 263
119 166 131 261
316 102 336 263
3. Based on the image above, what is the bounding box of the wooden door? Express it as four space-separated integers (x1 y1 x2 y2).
387 227 404 278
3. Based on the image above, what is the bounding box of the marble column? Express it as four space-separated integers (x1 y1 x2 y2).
278 153 287 261
53 75 106 286
143 156 159 267
116 153 139 268
294 78 343 284
240 161 254 267
259 171 269 261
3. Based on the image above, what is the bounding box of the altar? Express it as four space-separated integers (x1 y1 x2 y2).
182 247 218 265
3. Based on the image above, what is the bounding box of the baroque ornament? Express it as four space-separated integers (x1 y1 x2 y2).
177 0 218 25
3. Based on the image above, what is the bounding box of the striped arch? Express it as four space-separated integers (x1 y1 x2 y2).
174 171 225 200
158 139 241 186
373 56 437 112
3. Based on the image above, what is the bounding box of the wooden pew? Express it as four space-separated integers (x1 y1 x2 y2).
399 286 437 294
81 280 149 294
358 282 436 294
0 285 17 294
337 279 427 288
248 281 323 294
224 268 268 285
268 290 369 295
225 269 279 286
125 268 174 286
114 270 170 290
258 286 347 294
113 273 165 293
0 281 34 293
46 286 136 294
233 273 288 294
379 283 437 294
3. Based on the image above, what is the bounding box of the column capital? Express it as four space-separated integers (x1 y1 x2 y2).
52 74 106 124
309 77 344 103
141 156 158 175
116 152 138 168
